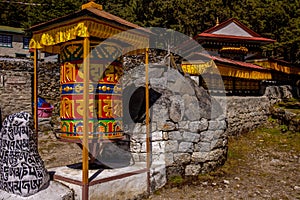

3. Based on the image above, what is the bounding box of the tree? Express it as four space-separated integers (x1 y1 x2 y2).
23 0 83 29
0 0 28 27
1 0 300 63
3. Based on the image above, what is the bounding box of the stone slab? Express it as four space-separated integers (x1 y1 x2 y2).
0 181 73 200
50 162 166 200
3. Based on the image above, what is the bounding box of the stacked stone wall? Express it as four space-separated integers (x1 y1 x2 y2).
216 85 294 136
0 59 33 119
216 96 271 136
0 58 60 122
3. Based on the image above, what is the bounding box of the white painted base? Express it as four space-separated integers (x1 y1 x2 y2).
50 162 166 200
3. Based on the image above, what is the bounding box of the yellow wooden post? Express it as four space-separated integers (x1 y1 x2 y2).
145 48 151 194
33 49 38 144
82 37 90 200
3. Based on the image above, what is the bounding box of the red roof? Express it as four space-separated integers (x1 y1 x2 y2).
195 18 275 43
186 52 269 70
210 55 268 70
198 33 275 43
203 18 260 36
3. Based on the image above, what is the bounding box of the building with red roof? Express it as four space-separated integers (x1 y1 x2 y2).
195 18 275 62
181 18 300 95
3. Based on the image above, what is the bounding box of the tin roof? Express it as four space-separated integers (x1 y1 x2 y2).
0 25 24 34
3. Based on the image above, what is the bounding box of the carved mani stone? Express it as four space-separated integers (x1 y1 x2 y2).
0 112 50 197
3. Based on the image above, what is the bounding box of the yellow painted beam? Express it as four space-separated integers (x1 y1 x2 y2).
82 37 90 200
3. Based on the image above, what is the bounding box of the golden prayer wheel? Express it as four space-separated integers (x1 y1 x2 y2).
59 42 124 140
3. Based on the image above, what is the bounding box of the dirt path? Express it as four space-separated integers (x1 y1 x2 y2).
147 126 300 200
38 131 82 168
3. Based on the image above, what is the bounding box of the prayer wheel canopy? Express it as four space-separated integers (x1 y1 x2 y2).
29 1 151 140
29 3 152 198
29 1 151 54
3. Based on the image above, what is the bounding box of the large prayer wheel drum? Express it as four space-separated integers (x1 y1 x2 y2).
59 41 123 140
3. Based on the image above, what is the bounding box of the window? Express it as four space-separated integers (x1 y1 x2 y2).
44 52 52 57
15 53 27 58
23 37 30 49
0 35 12 47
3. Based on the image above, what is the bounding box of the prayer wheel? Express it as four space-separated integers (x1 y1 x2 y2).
29 1 151 198
59 41 123 140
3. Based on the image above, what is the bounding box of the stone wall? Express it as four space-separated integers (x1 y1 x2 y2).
0 58 59 122
0 59 33 119
271 106 300 132
37 61 60 129
217 85 294 136
216 96 271 136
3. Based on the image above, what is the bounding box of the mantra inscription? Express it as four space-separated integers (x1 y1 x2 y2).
59 42 124 139
0 112 49 197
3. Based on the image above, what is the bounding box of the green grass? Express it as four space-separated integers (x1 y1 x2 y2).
256 126 300 152
169 175 184 185
275 98 300 110
268 116 277 123
206 125 300 179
